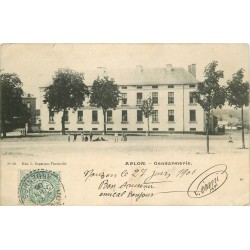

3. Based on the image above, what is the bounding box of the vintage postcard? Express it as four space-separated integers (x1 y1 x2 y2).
0 44 249 205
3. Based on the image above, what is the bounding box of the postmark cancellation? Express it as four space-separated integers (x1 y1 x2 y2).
18 169 65 206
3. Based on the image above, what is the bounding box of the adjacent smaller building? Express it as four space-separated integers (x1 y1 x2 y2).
22 92 38 132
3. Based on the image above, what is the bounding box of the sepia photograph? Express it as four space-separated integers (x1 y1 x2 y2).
0 44 249 206
1 1 250 249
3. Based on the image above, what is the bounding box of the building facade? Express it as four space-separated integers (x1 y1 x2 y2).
39 64 205 133
22 92 37 131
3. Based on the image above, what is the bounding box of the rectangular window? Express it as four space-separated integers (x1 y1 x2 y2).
122 128 128 131
92 110 98 122
92 128 98 131
121 93 127 105
137 86 142 89
122 110 128 122
64 111 69 122
121 86 127 89
27 102 31 108
49 110 54 122
137 92 143 105
168 110 174 122
152 92 158 104
137 128 143 131
189 92 196 104
107 128 113 131
107 110 113 122
137 110 143 122
153 128 159 131
77 128 83 130
77 110 83 121
189 84 196 88
49 128 54 131
152 85 158 89
65 128 69 131
152 110 158 122
168 85 174 88
190 128 196 131
168 128 175 131
168 92 174 104
190 110 196 122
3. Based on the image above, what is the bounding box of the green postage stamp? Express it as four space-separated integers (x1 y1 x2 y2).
18 169 65 206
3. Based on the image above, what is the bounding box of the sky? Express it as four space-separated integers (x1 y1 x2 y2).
1 44 249 107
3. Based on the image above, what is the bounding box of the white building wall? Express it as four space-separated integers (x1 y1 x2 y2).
39 84 205 133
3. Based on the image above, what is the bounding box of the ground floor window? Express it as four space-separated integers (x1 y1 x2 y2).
107 110 113 122
78 110 83 122
137 110 143 122
49 110 54 122
92 110 98 122
152 110 158 122
64 111 69 122
122 110 128 122
168 110 174 121
190 110 196 122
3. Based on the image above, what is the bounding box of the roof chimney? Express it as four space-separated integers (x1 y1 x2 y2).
166 64 172 71
136 65 143 73
97 67 107 78
188 64 196 77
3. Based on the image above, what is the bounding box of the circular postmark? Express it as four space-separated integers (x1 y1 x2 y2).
19 169 65 206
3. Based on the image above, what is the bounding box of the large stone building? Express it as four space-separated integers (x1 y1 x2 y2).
39 64 205 133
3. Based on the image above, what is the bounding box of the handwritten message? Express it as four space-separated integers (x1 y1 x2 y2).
83 164 228 201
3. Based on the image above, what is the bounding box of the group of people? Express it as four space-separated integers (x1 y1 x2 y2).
68 132 93 142
20 129 26 136
67 131 128 142
115 132 127 142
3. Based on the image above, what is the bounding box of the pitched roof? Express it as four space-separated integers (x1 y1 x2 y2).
83 67 198 86
40 66 198 88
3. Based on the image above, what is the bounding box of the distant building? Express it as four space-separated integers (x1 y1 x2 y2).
22 92 36 131
39 64 205 133
35 109 41 125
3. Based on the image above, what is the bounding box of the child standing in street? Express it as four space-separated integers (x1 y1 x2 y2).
73 133 77 142
114 132 118 142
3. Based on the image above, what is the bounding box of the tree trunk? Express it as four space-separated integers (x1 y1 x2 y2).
206 111 210 154
2 117 6 138
103 110 106 135
61 111 65 135
147 117 150 136
241 106 245 149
